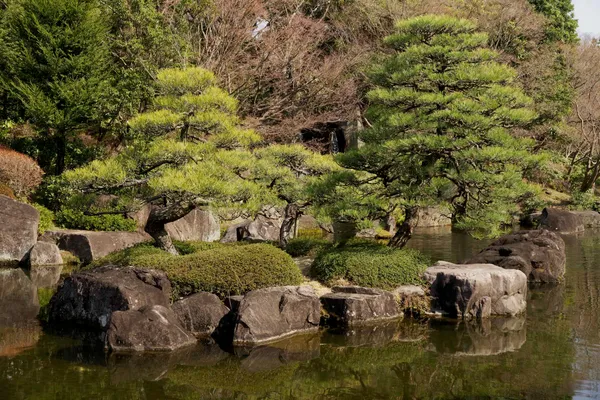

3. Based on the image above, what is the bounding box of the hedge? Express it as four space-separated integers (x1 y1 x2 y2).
310 240 429 289
285 237 331 257
91 242 303 298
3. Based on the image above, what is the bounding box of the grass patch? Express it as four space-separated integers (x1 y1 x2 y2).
90 242 303 298
310 240 429 289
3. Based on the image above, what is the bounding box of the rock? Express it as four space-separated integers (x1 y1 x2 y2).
220 207 286 243
416 207 452 227
107 305 196 352
30 264 63 288
572 210 600 228
172 292 229 338
49 266 171 330
468 229 566 283
28 241 63 267
40 229 151 264
220 221 251 243
320 286 400 326
539 207 584 234
0 195 39 264
424 261 527 319
233 286 320 344
164 209 220 242
392 285 430 315
0 268 40 326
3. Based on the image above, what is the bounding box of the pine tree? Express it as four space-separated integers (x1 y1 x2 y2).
64 67 266 254
338 15 541 248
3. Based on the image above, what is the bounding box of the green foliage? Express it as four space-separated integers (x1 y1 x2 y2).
570 190 600 211
528 0 578 43
37 287 56 323
311 240 429 288
0 184 15 199
333 15 542 239
90 242 303 298
56 209 137 232
285 237 332 257
31 203 55 234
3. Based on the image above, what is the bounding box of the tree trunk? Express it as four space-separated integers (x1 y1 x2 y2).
388 207 418 249
145 218 179 255
55 134 66 175
279 203 301 248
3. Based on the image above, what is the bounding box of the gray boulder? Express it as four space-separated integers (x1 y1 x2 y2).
220 221 251 243
164 209 220 242
107 305 196 352
28 241 63 267
320 286 400 326
220 207 284 243
172 292 229 338
416 206 452 227
49 266 171 330
0 196 39 264
572 210 600 228
424 261 527 319
233 286 320 344
40 229 151 264
468 229 566 283
539 207 584 234
0 268 40 326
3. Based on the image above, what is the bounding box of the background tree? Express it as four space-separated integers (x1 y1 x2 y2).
338 15 541 248
528 0 579 43
64 67 266 254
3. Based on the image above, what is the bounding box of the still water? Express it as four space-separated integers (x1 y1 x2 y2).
1 228 600 399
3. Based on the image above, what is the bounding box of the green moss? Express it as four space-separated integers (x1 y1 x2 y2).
90 242 303 298
285 237 331 257
37 287 56 322
311 240 429 289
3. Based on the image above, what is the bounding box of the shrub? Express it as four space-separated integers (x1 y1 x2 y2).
0 183 15 199
91 242 303 298
56 209 137 232
0 146 43 198
285 237 331 257
31 203 55 234
311 240 429 289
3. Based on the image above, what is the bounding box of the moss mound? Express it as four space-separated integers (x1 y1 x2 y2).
91 242 303 298
310 240 429 289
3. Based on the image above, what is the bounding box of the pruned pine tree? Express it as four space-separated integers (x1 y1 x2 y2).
338 15 541 248
64 67 266 254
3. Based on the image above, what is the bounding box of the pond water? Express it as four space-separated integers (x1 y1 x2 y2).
1 228 600 399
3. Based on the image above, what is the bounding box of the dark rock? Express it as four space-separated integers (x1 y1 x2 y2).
49 266 171 331
233 286 320 344
165 209 220 242
468 229 566 283
539 207 584 234
0 195 39 264
320 286 400 326
423 261 527 319
28 241 63 267
30 264 63 288
172 292 229 338
0 268 40 326
107 305 196 352
40 229 151 264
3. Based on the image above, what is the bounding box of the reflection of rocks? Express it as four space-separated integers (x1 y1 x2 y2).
424 262 527 319
0 321 42 357
235 334 320 372
429 318 526 356
528 283 565 317
29 264 62 288
0 268 40 326
323 319 427 347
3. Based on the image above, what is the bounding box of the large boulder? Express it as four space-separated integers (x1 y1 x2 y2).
40 229 151 263
539 207 584 234
220 207 284 243
468 230 566 283
49 266 171 330
172 292 229 338
232 286 320 344
107 305 196 352
416 207 452 228
424 261 527 319
164 209 220 242
572 210 600 228
0 268 40 325
320 286 400 326
28 241 63 267
0 195 39 264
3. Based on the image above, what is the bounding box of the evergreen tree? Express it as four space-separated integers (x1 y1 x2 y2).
338 15 541 247
0 0 117 174
528 0 579 43
64 67 265 254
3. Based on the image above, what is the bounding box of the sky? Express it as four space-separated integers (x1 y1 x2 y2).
573 0 600 37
